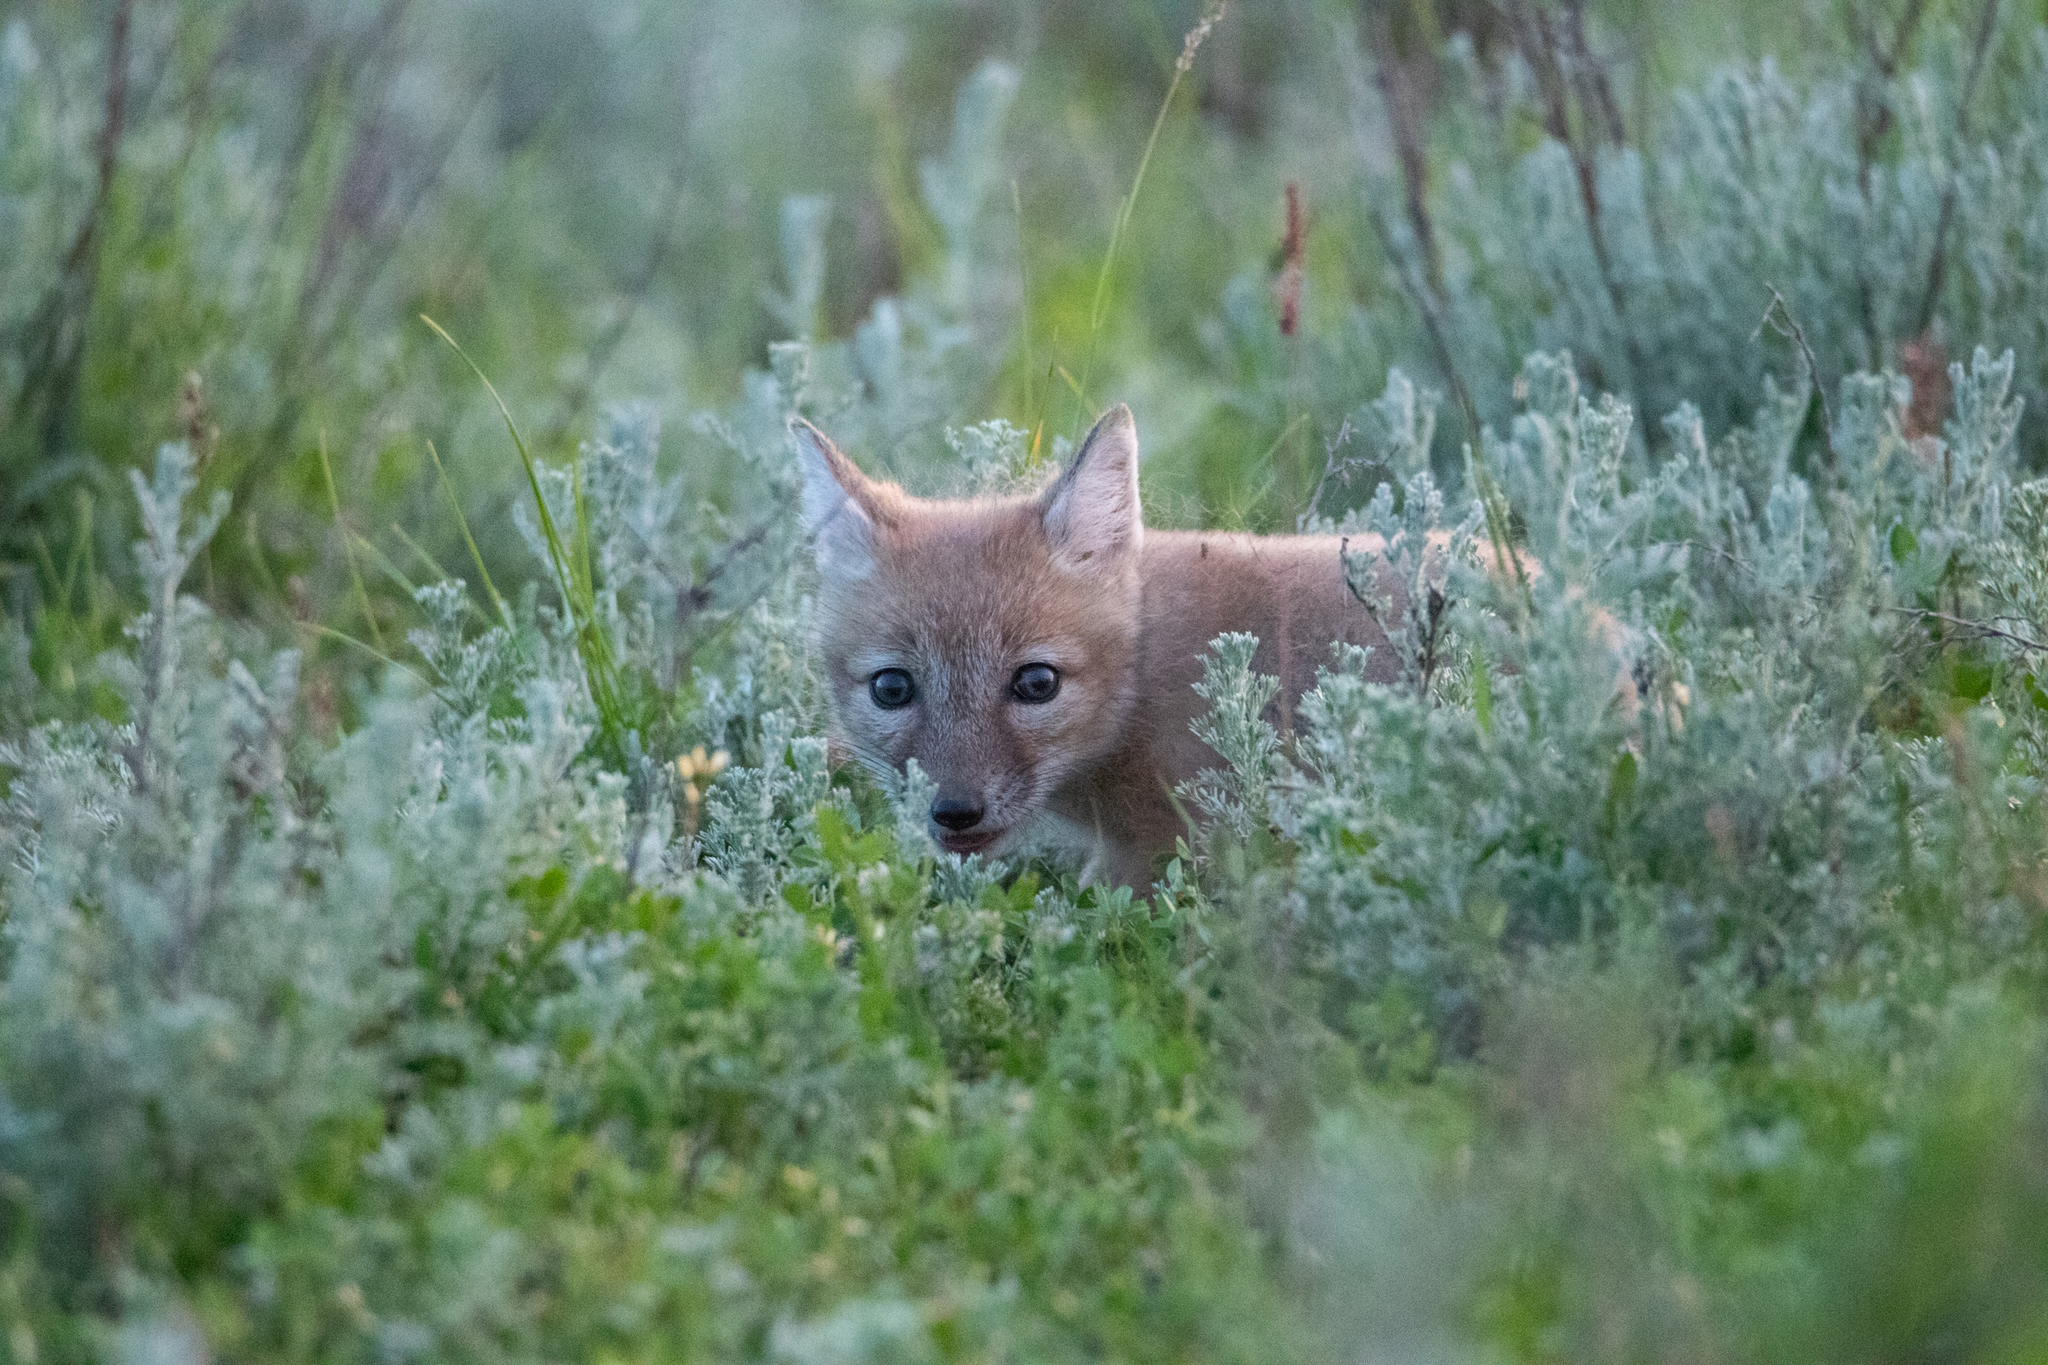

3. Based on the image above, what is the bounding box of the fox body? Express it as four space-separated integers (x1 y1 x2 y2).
795 404 1413 887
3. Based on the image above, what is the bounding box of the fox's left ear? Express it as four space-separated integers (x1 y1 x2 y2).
1043 404 1142 569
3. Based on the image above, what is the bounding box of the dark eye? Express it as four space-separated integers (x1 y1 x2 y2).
1011 662 1060 704
869 668 916 709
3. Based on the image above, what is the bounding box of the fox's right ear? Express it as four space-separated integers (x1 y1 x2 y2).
791 419 878 582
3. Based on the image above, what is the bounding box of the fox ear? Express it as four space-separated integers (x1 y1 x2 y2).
1043 404 1142 569
791 418 879 582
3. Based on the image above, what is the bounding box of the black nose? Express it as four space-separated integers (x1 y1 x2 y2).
930 797 985 832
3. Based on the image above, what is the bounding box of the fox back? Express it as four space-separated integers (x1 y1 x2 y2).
795 405 1399 886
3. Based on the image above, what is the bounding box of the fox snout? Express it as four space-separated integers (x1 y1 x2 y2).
928 788 1005 855
929 794 985 831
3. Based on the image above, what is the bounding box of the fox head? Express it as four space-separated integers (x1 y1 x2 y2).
792 407 1145 857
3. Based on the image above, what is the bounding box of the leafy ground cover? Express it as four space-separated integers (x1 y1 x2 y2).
7 3 2048 1360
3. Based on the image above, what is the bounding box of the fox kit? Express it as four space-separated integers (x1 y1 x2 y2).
792 403 1449 887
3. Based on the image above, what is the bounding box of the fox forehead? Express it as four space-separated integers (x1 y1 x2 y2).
817 497 1131 674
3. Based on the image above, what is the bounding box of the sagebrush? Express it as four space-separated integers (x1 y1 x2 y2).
7 5 2048 1362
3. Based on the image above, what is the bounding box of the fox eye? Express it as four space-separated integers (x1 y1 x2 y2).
1010 662 1060 704
869 668 917 709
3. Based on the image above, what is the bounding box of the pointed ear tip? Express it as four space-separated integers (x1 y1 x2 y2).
1090 403 1135 438
790 420 843 474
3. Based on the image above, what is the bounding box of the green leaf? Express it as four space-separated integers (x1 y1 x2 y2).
1604 750 1638 832
1949 657 1996 702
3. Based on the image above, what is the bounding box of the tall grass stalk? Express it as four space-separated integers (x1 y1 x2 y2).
422 315 630 753
425 437 514 631
388 519 460 594
1010 178 1045 459
317 430 386 654
301 620 436 693
1071 1 1228 431
346 530 418 601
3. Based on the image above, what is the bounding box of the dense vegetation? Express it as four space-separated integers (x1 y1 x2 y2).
7 1 2048 1359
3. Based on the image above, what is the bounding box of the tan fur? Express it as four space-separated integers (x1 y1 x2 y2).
795 404 1431 887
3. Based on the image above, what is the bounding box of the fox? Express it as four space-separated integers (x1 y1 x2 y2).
792 403 1601 888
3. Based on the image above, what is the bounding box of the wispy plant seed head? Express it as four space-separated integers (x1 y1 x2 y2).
1177 0 1228 75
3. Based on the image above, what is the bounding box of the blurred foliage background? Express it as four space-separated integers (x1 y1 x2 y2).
6 0 1990 670
10 1 2048 1361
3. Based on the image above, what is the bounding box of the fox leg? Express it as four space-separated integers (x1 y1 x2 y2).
1078 837 1158 892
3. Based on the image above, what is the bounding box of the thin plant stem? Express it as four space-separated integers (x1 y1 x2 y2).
1914 0 2002 335
422 315 627 746
1756 285 1837 466
1072 2 1226 434
1010 178 1040 460
317 428 385 653
346 529 417 601
425 438 513 630
389 520 460 592
299 620 437 693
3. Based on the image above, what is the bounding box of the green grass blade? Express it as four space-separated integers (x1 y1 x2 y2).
422 315 629 748
389 522 460 595
423 438 515 631
349 529 417 600
299 620 437 694
317 429 387 653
